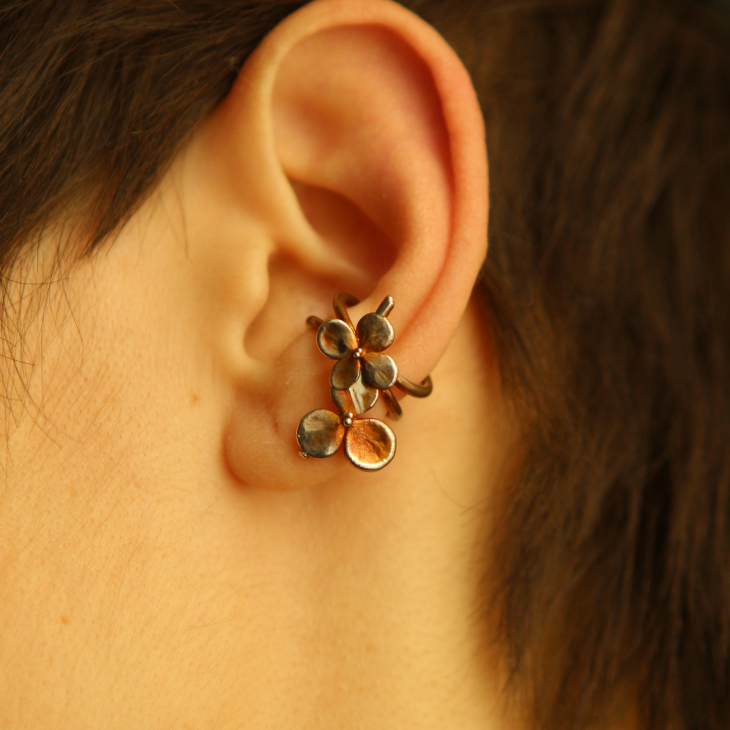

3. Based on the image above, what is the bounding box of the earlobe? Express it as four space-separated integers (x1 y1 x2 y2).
206 0 487 489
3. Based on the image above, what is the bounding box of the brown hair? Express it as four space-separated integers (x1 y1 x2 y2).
1 0 728 728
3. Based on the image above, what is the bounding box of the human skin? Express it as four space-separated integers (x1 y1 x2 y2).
0 1 523 728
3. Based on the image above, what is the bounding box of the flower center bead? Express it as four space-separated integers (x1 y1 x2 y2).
352 348 363 359
342 412 354 428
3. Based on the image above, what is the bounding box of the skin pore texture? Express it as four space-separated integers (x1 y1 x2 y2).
0 1 524 728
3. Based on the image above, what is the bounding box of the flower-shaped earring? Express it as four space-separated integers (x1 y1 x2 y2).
318 299 398 391
296 293 433 471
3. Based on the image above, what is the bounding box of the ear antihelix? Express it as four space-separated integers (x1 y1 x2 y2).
296 293 433 471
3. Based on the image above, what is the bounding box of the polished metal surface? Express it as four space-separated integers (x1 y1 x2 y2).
296 293 433 471
381 389 403 420
331 378 379 415
333 292 359 329
297 409 345 458
331 353 361 389
395 373 433 398
315 304 399 392
361 352 398 390
356 312 394 352
317 318 357 359
376 295 395 317
344 418 396 471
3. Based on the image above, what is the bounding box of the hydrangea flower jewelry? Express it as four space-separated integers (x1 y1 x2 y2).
297 293 433 471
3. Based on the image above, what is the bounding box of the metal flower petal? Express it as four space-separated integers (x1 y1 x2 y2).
297 409 345 458
331 376 379 415
317 318 357 360
356 313 395 353
344 418 396 471
361 352 398 390
330 352 361 390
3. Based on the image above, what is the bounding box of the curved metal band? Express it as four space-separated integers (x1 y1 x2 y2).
333 293 360 329
381 389 403 421
395 374 433 398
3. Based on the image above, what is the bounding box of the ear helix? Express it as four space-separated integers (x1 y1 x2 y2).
296 293 433 471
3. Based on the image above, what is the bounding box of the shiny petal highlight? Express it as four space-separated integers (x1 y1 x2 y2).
317 318 357 359
331 352 361 390
361 352 398 390
356 313 395 352
344 418 396 471
331 377 379 415
297 409 345 458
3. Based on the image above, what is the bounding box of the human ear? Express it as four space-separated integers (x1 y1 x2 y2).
185 0 487 489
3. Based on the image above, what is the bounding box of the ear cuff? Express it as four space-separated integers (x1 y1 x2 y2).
296 293 433 471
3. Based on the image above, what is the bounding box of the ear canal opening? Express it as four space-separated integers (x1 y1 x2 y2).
289 178 396 285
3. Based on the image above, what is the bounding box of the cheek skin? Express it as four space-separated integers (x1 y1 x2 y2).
0 215 275 724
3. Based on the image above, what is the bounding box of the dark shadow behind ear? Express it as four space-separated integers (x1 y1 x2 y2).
190 0 488 489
